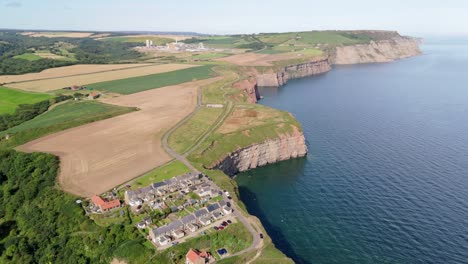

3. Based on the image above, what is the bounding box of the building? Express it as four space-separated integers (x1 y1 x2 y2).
199 217 211 226
185 248 211 264
91 195 120 212
158 235 171 245
88 92 100 100
172 229 185 239
222 205 232 215
186 223 198 232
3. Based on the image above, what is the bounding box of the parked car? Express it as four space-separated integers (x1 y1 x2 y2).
221 221 228 227
218 226 224 230
171 242 179 246
260 233 264 239
213 226 219 231
227 219 232 224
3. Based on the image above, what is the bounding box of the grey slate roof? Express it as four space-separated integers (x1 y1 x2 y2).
181 214 196 224
194 208 209 218
207 203 220 212
152 181 167 189
219 200 227 207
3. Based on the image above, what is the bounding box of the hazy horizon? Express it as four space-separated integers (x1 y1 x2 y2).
1 0 467 36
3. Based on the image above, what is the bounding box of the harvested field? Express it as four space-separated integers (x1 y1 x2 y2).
18 78 220 197
4 64 196 92
21 31 94 38
216 53 294 66
0 64 152 84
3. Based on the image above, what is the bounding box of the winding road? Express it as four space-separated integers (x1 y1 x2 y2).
160 78 264 260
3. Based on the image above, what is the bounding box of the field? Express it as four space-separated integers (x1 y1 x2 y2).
4 64 196 92
168 107 224 153
21 31 94 38
216 50 322 66
0 63 152 84
99 34 193 42
130 161 191 189
13 53 43 61
17 78 219 197
88 65 215 94
0 101 135 145
0 87 52 114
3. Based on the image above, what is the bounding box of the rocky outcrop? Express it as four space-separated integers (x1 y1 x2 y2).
256 57 332 87
212 129 307 176
234 78 260 103
333 36 421 64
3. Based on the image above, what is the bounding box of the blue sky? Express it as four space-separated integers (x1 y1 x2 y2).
1 0 467 36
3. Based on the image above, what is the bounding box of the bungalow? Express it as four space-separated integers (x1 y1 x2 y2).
185 248 211 264
91 195 121 212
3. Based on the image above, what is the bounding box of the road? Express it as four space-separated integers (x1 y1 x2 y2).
160 79 264 260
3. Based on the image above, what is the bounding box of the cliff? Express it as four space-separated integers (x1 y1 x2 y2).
212 129 308 175
234 78 260 103
333 36 421 64
256 57 332 87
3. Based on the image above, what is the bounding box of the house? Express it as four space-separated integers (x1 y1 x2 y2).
182 214 196 226
186 223 198 232
124 189 143 207
171 229 185 239
152 181 168 194
91 195 120 212
88 92 100 100
212 211 223 220
185 248 211 264
207 203 220 213
222 206 232 215
194 208 209 219
158 235 171 246
199 217 211 226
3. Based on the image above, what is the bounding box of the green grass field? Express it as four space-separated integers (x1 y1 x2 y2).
130 161 190 189
13 53 43 61
0 101 135 147
88 65 215 94
0 87 52 114
168 107 224 153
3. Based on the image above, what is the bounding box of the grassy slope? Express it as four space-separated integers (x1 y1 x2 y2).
0 100 135 147
101 36 173 45
130 160 191 189
168 107 224 153
13 53 43 61
0 86 52 114
88 65 215 94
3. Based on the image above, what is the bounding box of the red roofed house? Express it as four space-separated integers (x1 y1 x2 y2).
91 195 121 212
88 92 100 100
185 248 211 264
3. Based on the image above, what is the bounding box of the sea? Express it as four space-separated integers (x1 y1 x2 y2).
236 37 468 264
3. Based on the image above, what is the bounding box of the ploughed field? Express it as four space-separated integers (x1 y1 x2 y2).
18 78 220 197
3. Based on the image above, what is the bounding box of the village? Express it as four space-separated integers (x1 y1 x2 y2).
85 172 237 262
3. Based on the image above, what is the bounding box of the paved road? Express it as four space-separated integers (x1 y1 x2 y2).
160 81 263 260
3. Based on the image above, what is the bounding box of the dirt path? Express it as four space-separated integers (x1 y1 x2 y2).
18 78 219 197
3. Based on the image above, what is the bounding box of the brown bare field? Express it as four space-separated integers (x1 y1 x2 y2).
215 53 299 66
18 77 220 197
0 64 152 84
218 105 282 134
21 32 94 38
4 64 197 92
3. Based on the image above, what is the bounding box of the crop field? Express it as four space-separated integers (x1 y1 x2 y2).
4 64 195 92
88 65 215 94
0 101 135 147
0 63 152 84
0 87 52 114
21 31 94 38
18 78 219 197
101 35 174 45
216 49 322 66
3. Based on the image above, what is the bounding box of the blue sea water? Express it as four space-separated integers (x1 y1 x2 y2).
236 39 468 264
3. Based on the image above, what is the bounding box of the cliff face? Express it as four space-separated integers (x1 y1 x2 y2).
256 58 332 87
333 37 421 65
212 130 308 176
234 78 260 103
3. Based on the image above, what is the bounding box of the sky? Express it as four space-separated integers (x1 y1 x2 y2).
0 0 467 36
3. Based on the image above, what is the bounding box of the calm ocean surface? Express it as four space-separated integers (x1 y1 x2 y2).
236 39 468 264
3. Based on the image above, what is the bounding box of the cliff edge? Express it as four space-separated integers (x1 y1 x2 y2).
333 36 421 64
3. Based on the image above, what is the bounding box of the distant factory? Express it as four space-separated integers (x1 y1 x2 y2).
137 39 215 53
